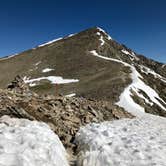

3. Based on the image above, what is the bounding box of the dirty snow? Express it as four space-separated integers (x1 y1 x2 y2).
90 50 166 116
76 114 166 166
42 68 55 73
0 116 69 166
24 76 79 85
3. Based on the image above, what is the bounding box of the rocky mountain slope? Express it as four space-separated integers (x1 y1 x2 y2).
0 27 165 165
0 27 165 117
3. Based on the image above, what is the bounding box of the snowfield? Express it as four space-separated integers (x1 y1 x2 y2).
0 116 69 166
76 114 166 166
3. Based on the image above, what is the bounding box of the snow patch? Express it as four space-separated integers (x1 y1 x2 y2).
90 50 129 66
24 76 79 85
34 61 41 66
65 93 76 97
76 114 166 166
96 32 100 36
99 35 105 46
0 116 69 166
42 68 55 73
116 65 166 115
38 38 63 47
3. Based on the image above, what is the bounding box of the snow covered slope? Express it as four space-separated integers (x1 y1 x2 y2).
76 114 166 166
0 116 69 166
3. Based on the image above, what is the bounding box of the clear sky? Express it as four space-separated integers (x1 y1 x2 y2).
0 0 165 63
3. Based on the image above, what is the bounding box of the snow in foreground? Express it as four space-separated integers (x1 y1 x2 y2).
76 114 166 166
0 116 69 166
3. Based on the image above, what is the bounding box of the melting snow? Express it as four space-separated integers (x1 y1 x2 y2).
0 116 69 166
76 114 166 166
24 76 79 85
65 93 76 97
90 50 166 116
42 68 55 73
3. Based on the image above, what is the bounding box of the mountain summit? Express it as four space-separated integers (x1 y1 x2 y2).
0 27 165 117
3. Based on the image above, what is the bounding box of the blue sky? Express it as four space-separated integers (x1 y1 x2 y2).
0 0 165 63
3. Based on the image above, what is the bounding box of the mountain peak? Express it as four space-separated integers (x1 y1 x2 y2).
83 26 112 40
